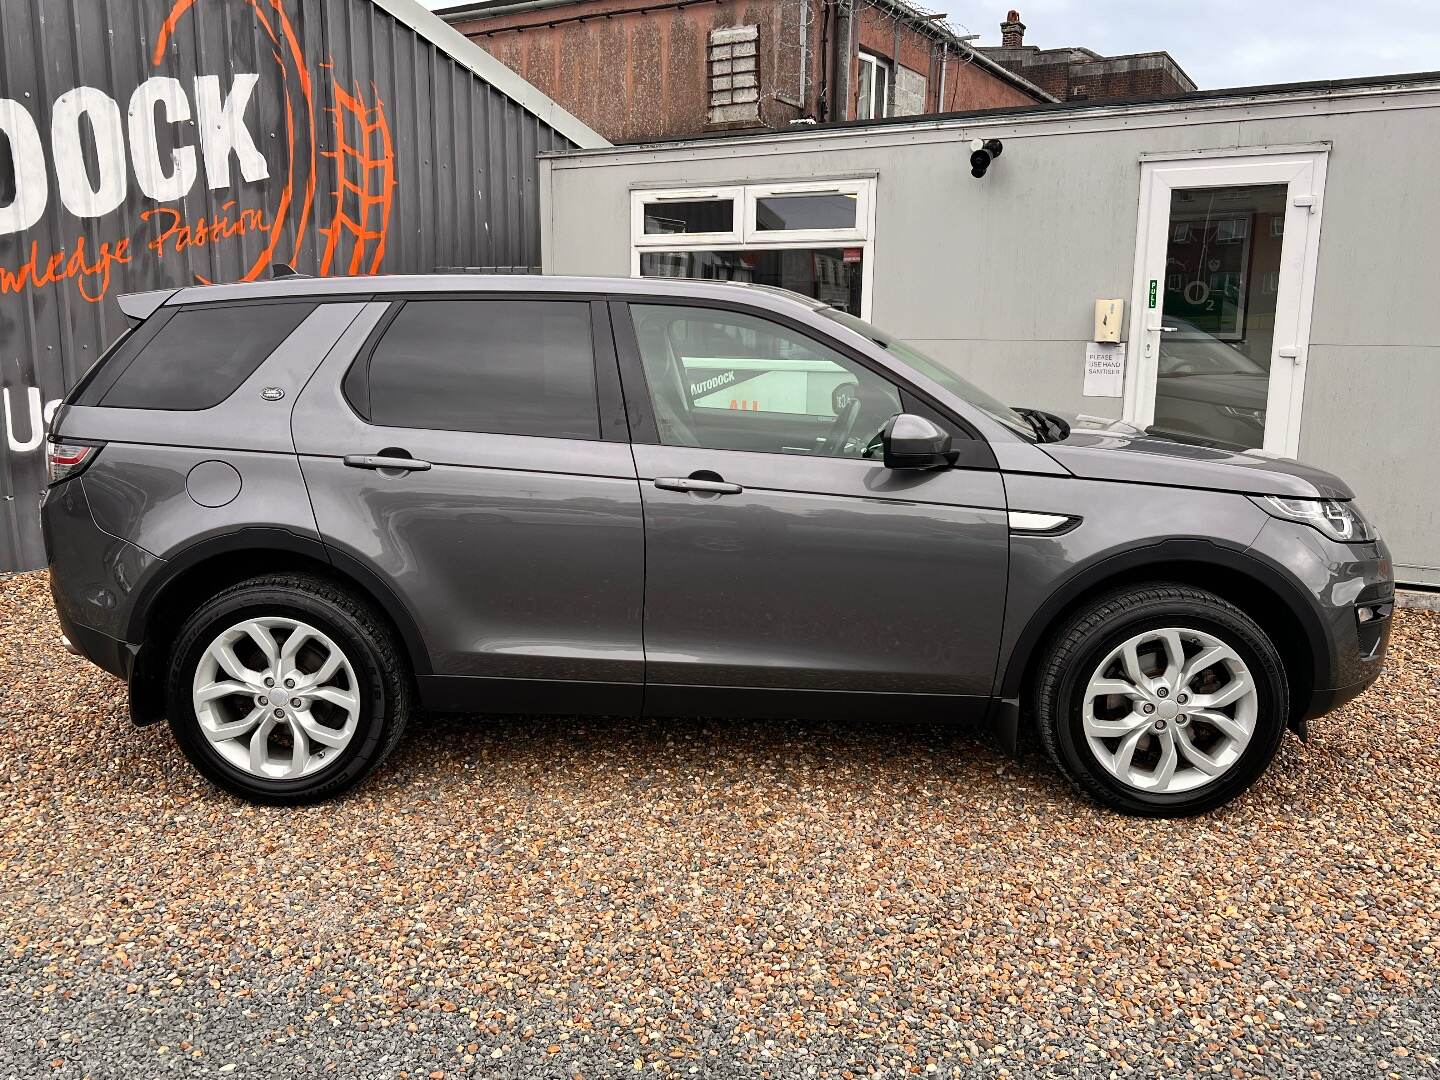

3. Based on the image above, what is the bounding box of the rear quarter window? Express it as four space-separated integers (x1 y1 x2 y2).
78 302 317 411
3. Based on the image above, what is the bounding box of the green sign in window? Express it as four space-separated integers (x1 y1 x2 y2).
1148 279 1158 309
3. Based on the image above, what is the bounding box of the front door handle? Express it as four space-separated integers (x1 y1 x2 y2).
655 476 742 495
344 454 432 472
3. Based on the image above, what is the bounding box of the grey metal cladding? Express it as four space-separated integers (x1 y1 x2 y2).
0 0 588 571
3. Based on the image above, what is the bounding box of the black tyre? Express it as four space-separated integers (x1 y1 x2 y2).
165 573 412 804
1034 582 1288 816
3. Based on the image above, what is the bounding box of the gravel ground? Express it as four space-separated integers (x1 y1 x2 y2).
2 570 1437 1079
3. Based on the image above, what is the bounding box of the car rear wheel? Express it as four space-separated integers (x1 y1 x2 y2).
1034 583 1289 816
165 574 412 804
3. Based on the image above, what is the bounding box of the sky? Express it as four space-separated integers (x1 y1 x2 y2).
422 0 1440 90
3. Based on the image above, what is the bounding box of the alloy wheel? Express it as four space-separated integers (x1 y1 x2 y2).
191 617 361 780
1081 626 1258 794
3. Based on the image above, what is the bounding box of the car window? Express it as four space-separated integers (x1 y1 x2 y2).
93 302 316 411
817 307 1035 440
363 299 599 440
629 304 901 458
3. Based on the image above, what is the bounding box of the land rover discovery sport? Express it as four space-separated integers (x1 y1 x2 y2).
42 275 1394 815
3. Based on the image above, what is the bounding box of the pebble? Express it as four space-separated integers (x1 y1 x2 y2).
1 571 1436 1077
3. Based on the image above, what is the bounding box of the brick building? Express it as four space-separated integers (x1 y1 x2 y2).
441 0 1052 143
977 9 1196 102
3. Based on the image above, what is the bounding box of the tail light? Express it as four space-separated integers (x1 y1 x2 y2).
47 440 103 486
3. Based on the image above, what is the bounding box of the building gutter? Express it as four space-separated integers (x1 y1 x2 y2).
831 0 855 122
451 0 726 39
439 0 588 18
954 44 1055 103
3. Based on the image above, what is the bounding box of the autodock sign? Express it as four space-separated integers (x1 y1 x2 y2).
0 0 585 570
0 0 396 308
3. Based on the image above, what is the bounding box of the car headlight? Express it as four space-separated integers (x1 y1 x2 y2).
1251 495 1377 543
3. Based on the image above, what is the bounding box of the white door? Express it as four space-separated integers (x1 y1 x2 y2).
1124 151 1328 456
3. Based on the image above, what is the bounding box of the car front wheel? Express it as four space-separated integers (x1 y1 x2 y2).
1034 582 1289 816
165 573 412 804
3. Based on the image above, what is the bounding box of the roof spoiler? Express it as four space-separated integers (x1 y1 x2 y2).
117 289 177 323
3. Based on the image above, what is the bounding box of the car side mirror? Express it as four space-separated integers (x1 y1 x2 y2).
878 413 954 470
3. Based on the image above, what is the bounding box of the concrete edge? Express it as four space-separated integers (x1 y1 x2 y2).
1396 589 1440 612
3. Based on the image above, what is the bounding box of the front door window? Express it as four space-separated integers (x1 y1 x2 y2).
629 304 901 457
1153 184 1286 450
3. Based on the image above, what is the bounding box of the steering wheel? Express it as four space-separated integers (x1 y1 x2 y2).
824 398 861 457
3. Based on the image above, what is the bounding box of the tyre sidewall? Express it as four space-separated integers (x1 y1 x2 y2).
166 586 393 804
1053 601 1287 815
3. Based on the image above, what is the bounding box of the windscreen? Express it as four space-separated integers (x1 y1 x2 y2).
817 308 1035 440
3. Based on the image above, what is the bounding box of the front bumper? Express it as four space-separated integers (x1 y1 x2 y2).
1300 668 1385 720
1249 519 1394 724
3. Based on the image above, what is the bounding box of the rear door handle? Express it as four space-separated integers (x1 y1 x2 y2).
655 476 742 495
343 454 432 472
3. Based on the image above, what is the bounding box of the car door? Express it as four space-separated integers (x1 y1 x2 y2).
613 299 1009 720
292 294 644 714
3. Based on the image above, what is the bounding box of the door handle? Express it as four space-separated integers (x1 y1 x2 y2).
654 476 743 495
343 454 432 472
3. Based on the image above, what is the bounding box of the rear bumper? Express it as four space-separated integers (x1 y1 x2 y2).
42 477 154 681
52 595 138 680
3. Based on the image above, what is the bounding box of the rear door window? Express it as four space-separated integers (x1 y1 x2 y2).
83 302 317 410
358 299 600 440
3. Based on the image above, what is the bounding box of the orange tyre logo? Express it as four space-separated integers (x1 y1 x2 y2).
320 81 395 275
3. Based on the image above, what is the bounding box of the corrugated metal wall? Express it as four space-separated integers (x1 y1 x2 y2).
0 0 586 570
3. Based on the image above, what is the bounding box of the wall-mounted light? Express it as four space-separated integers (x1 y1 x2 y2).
970 138 1003 178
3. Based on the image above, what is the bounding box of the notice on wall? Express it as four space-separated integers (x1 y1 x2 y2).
1083 341 1126 397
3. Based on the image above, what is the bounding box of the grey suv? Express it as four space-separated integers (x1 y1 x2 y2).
43 275 1394 815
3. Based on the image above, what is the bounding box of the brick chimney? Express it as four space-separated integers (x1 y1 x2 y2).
1001 9 1025 48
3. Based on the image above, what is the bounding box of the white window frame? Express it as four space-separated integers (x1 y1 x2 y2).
1124 149 1328 458
857 50 891 120
632 186 743 248
629 178 878 319
744 180 870 244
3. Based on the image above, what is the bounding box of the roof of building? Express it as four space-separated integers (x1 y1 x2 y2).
974 7 1197 95
438 0 1056 103
980 43 1198 95
374 0 607 146
580 68 1440 148
861 0 1056 102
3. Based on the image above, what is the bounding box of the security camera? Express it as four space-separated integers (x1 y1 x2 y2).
970 138 1003 178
